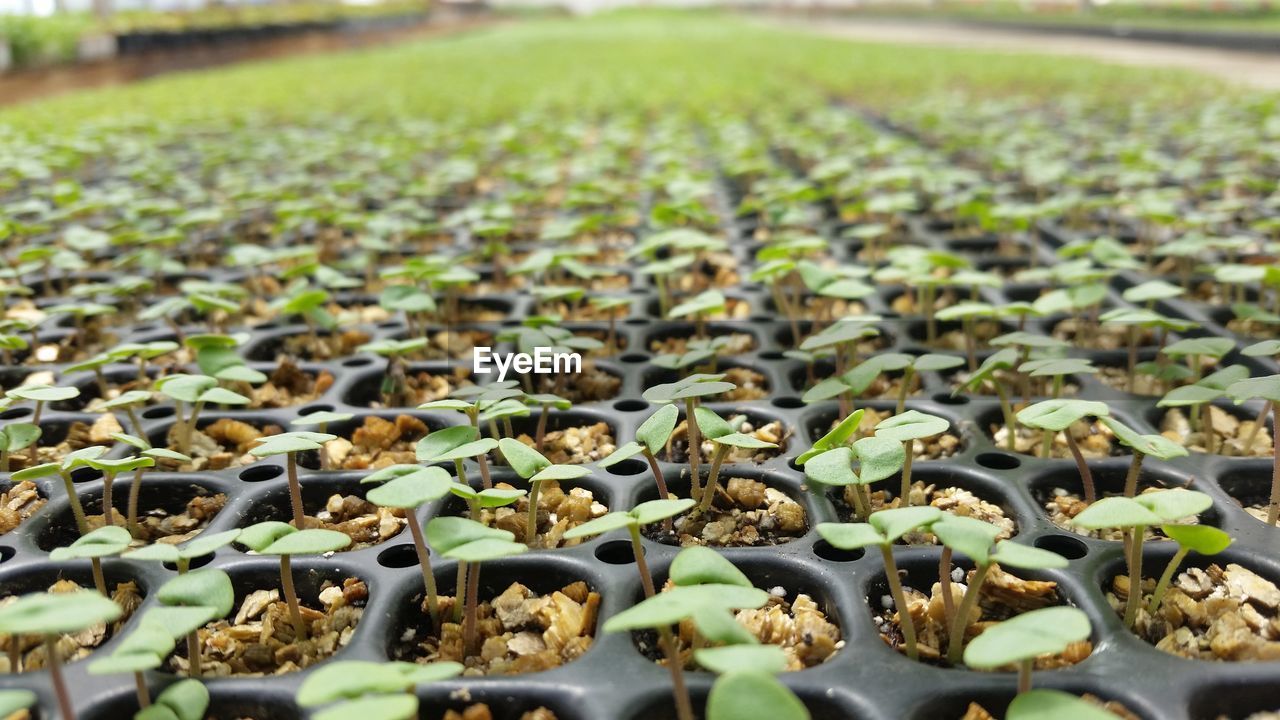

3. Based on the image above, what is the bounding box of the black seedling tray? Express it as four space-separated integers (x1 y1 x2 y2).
2 190 1280 720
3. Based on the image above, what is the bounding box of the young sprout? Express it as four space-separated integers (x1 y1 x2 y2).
95 390 152 439
1225 373 1280 525
1016 400 1110 502
65 352 114 400
691 407 777 512
935 302 996 372
524 393 571 453
124 529 241 573
0 420 39 473
962 606 1090 693
1158 365 1250 454
143 568 236 679
932 516 1069 665
1072 489 1212 628
0 590 122 720
6 383 80 425
1006 689 1121 720
1240 342 1280 448
1019 357 1095 401
642 373 737 491
1161 337 1235 388
698 644 810 720
107 341 178 386
602 569 769 720
84 455 155 530
565 498 696 598
954 348 1019 451
496 438 589 544
50 525 132 596
798 318 882 414
668 289 725 340
874 410 949 507
238 522 352 641
379 285 436 339
296 660 464 720
112 432 191 538
250 431 336 528
154 374 250 456
363 466 453 629
420 382 522 488
601 403 680 501
803 434 902 521
0 690 35 719
1098 418 1188 497
186 333 268 387
590 296 631 352
358 339 429 407
416 425 499 495
425 516 527 658
816 506 943 659
12 445 108 535
1148 525 1233 616
133 679 208 720
88 621 183 709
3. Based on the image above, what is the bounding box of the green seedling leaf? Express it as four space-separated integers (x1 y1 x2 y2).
425 516 514 554
366 467 453 508
631 497 697 526
6 384 80 403
815 522 884 550
563 512 636 539
250 432 333 457
1158 384 1224 407
297 661 418 706
642 374 737 404
670 546 751 587
714 432 777 449
1016 399 1109 431
50 525 132 560
706 672 810 720
0 590 122 635
691 605 757 645
599 441 643 468
531 464 590 482
962 606 1091 669
157 568 235 616
293 411 354 427
989 540 1070 570
636 404 680 454
155 375 217 403
98 391 152 410
874 410 949 442
259 528 352 556
1162 525 1232 554
796 409 865 465
696 645 788 675
804 447 857 487
1225 374 1280 404
1123 280 1184 305
869 506 945 544
312 695 418 720
86 456 155 474
1163 337 1234 359
450 484 526 508
1242 340 1280 358
443 537 528 563
0 690 36 718
1133 489 1212 522
852 435 905 484
1006 689 1120 720
0 422 39 452
932 516 1002 565
236 521 297 552
694 407 734 441
498 438 551 478
140 606 220 638
415 425 480 462
603 584 769 632
10 462 60 481
152 678 210 720
1070 497 1161 530
668 290 726 319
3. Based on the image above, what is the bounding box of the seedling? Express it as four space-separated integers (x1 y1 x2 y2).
50 525 132 596
1224 374 1280 525
358 338 429 407
601 403 680 501
1148 525 1232 616
698 644 810 720
185 333 267 386
112 432 191 538
420 382 523 488
0 690 35 719
12 445 109 535
145 568 235 679
816 506 943 659
95 390 152 439
642 373 737 489
932 516 1069 665
496 438 589 544
935 302 996 372
85 455 155 529
65 352 114 399
690 407 777 512
238 522 352 640
6 383 79 425
425 516 526 658
1072 489 1213 628
798 318 882 415
1007 689 1125 720
802 434 903 520
0 420 39 473
250 431 336 528
415 425 498 495
154 374 250 456
1016 399 1109 502
295 660 464 720
0 590 121 719
133 679 208 720
363 465 452 627
962 606 1091 693
954 347 1019 451
107 341 179 385
874 410 949 507
668 289 725 340
1159 365 1250 454
524 393 571 452
1098 417 1187 497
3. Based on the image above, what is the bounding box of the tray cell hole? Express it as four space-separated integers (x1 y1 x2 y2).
595 539 639 565
1034 534 1088 560
813 540 863 563
933 392 968 406
621 353 649 364
141 406 175 420
771 396 803 409
975 451 1021 470
342 357 374 368
613 400 647 413
378 543 421 569
239 464 283 482
605 458 646 476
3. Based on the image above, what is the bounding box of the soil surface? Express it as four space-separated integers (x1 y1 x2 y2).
321 414 432 470
174 577 366 676
1044 485 1195 541
993 419 1118 459
85 492 227 544
835 481 1014 542
472 480 607 549
649 332 756 356
514 423 617 465
162 418 285 472
0 580 142 672
665 416 787 465
0 481 46 535
881 565 1092 667
1159 407 1273 457
1114 563 1280 661
397 581 599 676
250 361 334 408
363 366 473 408
645 477 807 547
303 493 405 551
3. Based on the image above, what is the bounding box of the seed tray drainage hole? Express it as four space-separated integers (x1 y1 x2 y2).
240 465 284 482
0 546 13 564
595 540 639 565
164 554 213 572
142 406 175 419
621 354 649 364
975 452 1021 470
1034 534 1088 560
933 392 968 405
771 397 803 409
614 400 647 412
814 541 863 563
759 351 785 361
606 458 646 476
343 357 374 367
378 543 420 568
0 408 31 420
71 467 102 484
299 403 336 415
